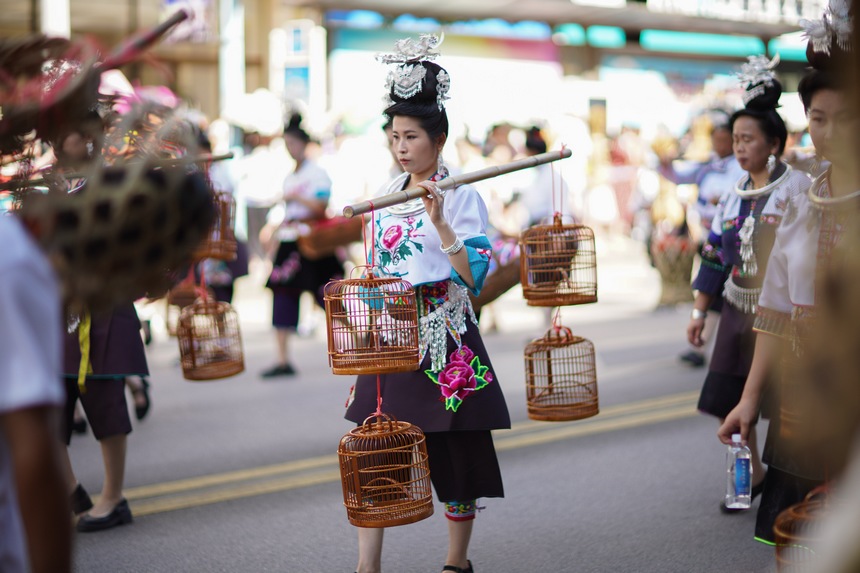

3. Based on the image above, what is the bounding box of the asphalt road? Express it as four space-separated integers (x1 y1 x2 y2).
67 235 777 573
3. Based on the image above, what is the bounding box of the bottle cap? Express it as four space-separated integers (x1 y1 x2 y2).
732 433 742 443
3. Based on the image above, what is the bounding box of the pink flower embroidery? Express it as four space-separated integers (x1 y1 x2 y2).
382 225 403 250
425 344 493 412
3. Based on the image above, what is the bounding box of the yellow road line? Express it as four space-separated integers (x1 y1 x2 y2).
126 391 698 502
126 393 700 517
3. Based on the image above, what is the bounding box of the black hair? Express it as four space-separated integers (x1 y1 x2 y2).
797 69 845 113
384 60 449 141
525 126 547 154
730 78 788 156
284 113 310 143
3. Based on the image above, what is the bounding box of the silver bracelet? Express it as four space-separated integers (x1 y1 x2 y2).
691 308 708 320
440 236 464 256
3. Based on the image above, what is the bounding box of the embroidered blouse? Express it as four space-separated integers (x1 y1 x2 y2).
369 171 493 371
692 167 811 306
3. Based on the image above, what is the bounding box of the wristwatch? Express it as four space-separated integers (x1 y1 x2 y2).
691 308 708 320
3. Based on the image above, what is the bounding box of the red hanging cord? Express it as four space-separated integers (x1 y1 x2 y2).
374 374 383 415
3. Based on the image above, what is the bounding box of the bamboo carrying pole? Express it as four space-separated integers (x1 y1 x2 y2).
343 147 572 218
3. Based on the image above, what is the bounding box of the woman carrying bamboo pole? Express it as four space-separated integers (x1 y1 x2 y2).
344 35 510 573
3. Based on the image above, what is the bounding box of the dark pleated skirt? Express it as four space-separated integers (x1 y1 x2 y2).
698 301 756 419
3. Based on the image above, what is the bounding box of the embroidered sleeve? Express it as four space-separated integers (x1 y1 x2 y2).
451 236 492 296
692 192 731 295
753 306 790 337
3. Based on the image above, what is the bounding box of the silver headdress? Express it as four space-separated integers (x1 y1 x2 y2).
737 54 780 105
800 0 853 55
377 34 450 111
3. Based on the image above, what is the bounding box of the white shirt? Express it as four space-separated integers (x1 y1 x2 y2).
0 216 63 573
267 161 332 241
371 172 489 286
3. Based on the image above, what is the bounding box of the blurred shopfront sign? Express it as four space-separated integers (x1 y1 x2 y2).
645 0 826 24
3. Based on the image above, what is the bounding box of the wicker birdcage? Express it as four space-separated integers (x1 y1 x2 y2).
193 190 237 261
774 488 828 572
519 216 597 307
338 413 434 528
524 326 599 422
323 272 420 375
176 297 244 380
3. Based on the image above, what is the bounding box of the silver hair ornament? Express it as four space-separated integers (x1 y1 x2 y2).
436 69 450 111
800 0 853 55
738 54 779 105
391 64 427 100
376 34 442 65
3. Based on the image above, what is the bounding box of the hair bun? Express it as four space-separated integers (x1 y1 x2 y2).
744 78 783 111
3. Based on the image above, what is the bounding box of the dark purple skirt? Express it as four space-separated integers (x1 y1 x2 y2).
63 303 149 377
345 319 511 433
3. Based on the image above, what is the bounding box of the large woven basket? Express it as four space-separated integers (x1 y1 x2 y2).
774 488 828 572
519 216 597 307
323 272 420 375
524 326 599 422
177 298 244 380
650 233 695 306
338 414 434 528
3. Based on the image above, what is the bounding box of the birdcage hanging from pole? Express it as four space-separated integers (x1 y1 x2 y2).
338 413 434 528
176 290 244 381
323 269 420 375
523 323 598 422
519 215 597 307
193 189 237 261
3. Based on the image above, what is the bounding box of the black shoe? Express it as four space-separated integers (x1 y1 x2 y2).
720 480 765 513
72 417 88 435
443 561 473 573
70 484 93 515
260 364 296 378
132 377 151 421
76 499 133 532
679 350 705 367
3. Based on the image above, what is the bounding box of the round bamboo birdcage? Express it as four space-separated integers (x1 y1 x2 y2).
774 488 828 572
177 297 244 380
193 190 237 261
338 413 434 528
519 216 597 307
165 283 214 336
524 325 598 422
323 272 420 375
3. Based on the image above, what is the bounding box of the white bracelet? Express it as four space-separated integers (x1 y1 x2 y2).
691 308 708 320
440 236 464 256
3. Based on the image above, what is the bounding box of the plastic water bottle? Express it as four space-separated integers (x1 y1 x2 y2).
725 433 752 509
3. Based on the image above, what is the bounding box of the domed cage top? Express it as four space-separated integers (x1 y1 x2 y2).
519 216 597 307
324 272 420 375
177 297 244 381
338 414 434 528
524 326 599 422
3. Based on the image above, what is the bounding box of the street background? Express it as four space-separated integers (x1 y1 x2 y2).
69 233 776 573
